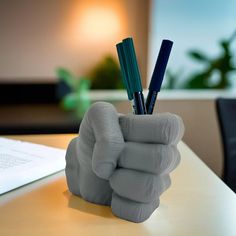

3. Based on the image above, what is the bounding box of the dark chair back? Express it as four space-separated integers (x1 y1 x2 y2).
216 98 236 193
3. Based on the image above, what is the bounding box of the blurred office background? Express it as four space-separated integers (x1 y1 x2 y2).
1 0 236 183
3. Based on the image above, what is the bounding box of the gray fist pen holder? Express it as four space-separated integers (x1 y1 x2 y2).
65 102 184 223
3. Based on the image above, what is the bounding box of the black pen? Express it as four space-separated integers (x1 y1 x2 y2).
146 39 173 114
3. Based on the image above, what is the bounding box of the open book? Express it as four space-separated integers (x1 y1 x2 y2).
0 138 66 194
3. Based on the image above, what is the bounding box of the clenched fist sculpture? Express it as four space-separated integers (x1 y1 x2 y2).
65 102 184 222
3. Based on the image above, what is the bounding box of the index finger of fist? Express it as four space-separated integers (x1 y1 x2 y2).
119 113 184 144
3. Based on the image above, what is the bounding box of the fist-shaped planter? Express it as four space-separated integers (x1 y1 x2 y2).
65 102 184 222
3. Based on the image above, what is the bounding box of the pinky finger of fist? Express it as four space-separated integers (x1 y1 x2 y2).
111 192 160 223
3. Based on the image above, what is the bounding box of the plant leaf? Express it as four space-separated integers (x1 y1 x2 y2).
188 50 210 62
56 67 76 89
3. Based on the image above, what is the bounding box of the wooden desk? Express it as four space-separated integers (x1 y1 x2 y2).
0 134 236 236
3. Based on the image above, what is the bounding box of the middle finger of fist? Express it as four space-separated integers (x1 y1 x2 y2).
118 142 180 174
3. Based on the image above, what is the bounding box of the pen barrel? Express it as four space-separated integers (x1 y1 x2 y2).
149 40 173 91
131 100 136 114
146 90 158 114
134 92 147 115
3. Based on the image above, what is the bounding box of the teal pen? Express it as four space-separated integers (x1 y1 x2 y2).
122 38 146 115
116 42 136 113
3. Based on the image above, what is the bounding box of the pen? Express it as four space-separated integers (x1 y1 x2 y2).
116 42 136 113
146 39 173 114
122 37 146 115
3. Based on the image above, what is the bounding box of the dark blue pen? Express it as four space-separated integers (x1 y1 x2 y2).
146 39 173 114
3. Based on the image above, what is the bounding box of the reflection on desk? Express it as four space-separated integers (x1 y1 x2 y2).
0 134 236 236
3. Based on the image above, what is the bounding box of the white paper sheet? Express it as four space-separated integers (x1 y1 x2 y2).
0 138 66 194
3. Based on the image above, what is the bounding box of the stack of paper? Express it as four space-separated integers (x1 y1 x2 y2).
0 138 66 194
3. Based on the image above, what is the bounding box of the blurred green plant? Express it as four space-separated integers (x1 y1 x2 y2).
56 68 91 118
165 31 236 89
55 54 123 117
88 55 124 90
163 69 183 89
